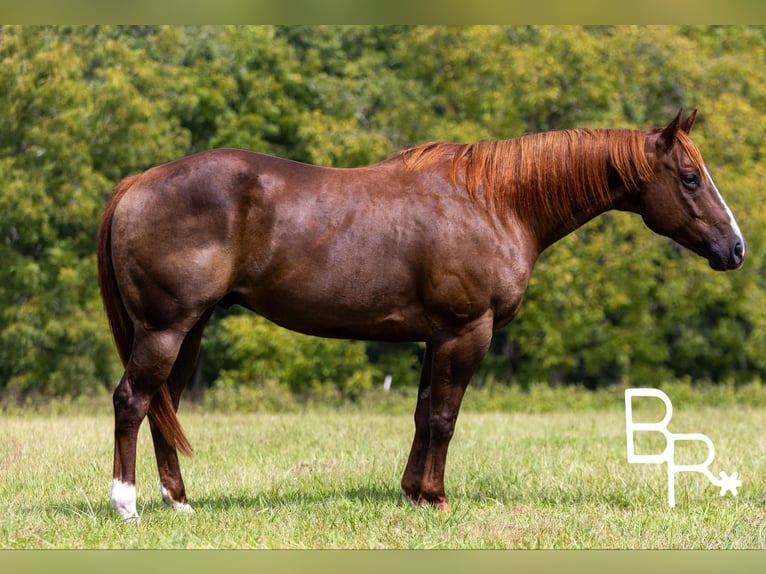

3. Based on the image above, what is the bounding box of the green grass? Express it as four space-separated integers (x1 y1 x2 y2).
1 390 765 548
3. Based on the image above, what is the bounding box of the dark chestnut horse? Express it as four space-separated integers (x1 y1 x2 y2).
98 110 745 520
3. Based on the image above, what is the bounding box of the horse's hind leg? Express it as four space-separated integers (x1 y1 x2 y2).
111 326 188 521
150 308 214 513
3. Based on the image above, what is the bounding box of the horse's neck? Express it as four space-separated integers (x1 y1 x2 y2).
495 129 647 253
530 183 622 253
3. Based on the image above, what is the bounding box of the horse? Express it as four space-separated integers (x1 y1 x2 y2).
97 110 745 520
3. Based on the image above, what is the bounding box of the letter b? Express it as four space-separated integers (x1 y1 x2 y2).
625 388 674 464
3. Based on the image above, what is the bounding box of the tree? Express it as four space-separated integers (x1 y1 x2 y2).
2 25 765 399
203 312 379 398
0 26 191 396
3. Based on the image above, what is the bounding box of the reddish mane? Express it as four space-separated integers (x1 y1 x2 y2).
399 129 657 225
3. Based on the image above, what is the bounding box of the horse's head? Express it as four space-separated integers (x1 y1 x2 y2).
628 110 746 271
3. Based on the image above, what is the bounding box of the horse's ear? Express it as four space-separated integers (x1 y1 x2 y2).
659 109 683 150
680 109 697 133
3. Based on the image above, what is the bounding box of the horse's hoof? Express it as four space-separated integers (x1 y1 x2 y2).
401 489 427 508
111 479 139 521
401 488 451 511
161 484 194 513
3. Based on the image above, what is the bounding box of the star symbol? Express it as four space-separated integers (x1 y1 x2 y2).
718 471 742 497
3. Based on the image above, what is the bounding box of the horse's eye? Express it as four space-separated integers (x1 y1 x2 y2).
680 173 700 191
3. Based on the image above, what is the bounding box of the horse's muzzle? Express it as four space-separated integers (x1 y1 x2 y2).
709 239 746 271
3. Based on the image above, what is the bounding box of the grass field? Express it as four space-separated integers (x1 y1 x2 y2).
1 389 765 549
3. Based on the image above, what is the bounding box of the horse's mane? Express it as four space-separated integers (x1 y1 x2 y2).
398 128 689 224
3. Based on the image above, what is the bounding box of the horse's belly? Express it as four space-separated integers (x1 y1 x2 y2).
232 265 430 342
253 296 430 342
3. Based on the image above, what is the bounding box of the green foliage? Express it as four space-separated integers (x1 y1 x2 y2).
203 312 380 399
2 25 766 399
0 26 191 396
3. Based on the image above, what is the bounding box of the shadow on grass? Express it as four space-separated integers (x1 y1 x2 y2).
58 482 405 519
60 483 637 520
195 482 405 512
67 471 747 519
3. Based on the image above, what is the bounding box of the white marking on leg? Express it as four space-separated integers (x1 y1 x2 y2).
160 482 194 513
111 479 139 521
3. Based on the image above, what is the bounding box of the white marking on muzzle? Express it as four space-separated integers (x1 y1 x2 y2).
111 479 139 521
704 166 745 255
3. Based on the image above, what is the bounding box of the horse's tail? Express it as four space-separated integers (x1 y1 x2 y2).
97 175 193 457
97 176 138 367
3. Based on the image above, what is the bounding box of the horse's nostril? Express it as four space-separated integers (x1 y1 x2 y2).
734 241 745 258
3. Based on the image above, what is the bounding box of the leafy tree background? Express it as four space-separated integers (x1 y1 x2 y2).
1 25 765 400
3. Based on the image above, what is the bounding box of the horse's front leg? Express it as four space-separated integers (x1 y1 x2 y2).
401 343 433 506
404 313 493 510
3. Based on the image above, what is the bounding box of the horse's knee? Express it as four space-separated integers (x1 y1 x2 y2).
429 411 457 443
